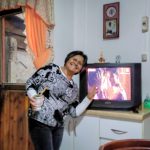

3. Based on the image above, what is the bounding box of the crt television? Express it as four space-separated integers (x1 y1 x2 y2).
79 63 141 111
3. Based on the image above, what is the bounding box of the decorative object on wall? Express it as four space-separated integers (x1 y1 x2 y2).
142 16 149 33
103 2 120 39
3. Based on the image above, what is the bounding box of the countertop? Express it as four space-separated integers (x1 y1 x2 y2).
85 107 150 122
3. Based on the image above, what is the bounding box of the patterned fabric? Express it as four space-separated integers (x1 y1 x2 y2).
0 0 25 10
0 0 54 26
26 63 79 127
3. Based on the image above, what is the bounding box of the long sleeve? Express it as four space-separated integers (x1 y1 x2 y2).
27 88 37 99
75 97 91 116
68 96 92 117
26 65 49 96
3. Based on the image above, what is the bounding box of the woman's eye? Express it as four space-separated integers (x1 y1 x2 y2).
73 58 77 62
72 58 83 66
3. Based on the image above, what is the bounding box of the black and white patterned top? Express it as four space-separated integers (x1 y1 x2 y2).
26 63 80 127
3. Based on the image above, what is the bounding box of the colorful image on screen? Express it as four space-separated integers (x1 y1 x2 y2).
87 67 131 101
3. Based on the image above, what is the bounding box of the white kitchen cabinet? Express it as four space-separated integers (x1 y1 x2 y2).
100 118 142 139
99 114 150 145
60 109 150 150
60 127 74 150
74 116 100 150
60 116 100 150
99 118 141 145
60 117 74 150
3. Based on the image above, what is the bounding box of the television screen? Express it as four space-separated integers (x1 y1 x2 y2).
80 63 141 111
87 67 131 101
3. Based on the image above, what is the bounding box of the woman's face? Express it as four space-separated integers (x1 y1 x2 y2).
65 55 84 75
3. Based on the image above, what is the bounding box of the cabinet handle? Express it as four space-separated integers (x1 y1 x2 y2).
111 129 128 134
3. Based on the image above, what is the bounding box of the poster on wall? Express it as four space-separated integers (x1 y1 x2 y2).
103 2 120 39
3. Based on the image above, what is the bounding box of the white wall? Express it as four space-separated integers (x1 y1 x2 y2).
53 0 80 83
54 0 150 100
53 0 74 66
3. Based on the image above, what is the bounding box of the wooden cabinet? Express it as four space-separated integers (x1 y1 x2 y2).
0 84 34 150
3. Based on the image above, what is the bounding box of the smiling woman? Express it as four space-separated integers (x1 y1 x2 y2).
25 50 96 150
61 55 85 78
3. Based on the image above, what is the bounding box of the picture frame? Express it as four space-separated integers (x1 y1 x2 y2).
103 2 120 39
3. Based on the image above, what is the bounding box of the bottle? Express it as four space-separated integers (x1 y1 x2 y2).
144 94 150 109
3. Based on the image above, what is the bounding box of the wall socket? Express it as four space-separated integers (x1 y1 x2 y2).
141 53 148 62
142 16 149 33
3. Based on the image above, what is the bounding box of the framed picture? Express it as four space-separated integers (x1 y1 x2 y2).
103 2 120 39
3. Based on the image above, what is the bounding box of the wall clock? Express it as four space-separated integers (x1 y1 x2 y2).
103 2 120 39
106 6 117 17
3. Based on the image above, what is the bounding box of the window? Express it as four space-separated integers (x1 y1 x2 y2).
0 8 35 83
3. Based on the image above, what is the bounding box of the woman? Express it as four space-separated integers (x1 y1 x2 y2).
26 50 96 150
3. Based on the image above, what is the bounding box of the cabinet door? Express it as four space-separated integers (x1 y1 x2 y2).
74 116 100 150
99 118 142 140
60 118 74 150
0 90 34 150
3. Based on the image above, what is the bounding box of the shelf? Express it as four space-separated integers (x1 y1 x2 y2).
85 108 150 122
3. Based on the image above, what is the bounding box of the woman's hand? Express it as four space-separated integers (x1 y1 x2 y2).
87 86 97 101
29 95 45 110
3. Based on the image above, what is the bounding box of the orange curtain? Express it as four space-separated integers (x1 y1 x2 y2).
0 0 55 69
25 5 53 69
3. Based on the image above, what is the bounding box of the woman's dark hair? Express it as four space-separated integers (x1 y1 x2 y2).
64 50 88 67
